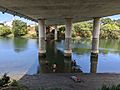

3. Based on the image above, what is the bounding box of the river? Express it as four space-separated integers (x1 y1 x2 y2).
0 38 120 78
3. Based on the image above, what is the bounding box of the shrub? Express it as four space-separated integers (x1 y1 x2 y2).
0 26 11 36
101 24 119 31
0 73 28 90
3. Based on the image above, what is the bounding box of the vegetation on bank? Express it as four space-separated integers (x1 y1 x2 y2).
0 73 28 90
0 25 12 37
1 18 120 39
100 84 120 90
12 20 28 37
59 18 120 39
0 20 37 38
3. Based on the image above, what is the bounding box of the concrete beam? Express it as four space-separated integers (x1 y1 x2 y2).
0 0 120 25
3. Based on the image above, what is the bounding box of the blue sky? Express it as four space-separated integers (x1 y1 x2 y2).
0 12 35 25
0 12 120 25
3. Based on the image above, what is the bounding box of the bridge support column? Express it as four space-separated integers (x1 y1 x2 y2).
90 17 101 72
45 26 47 41
54 25 58 40
38 19 46 57
64 18 72 57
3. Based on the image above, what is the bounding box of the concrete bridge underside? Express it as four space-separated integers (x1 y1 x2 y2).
0 0 120 25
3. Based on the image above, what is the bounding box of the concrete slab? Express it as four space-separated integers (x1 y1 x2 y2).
0 0 120 25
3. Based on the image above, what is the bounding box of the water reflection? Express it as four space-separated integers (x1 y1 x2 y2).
1 38 120 75
90 53 98 73
72 39 120 73
72 39 120 55
38 57 83 73
38 40 83 73
13 38 28 53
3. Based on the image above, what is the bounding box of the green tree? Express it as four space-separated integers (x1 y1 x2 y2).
35 25 38 36
58 26 65 39
12 20 27 37
101 24 119 31
0 26 11 36
101 18 114 25
73 22 92 32
59 26 65 33
73 21 92 38
114 19 120 27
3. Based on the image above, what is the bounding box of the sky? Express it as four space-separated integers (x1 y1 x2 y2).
0 11 120 25
0 12 35 25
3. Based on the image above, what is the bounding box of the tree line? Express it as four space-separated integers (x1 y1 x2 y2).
0 20 28 37
1 18 120 39
59 18 120 39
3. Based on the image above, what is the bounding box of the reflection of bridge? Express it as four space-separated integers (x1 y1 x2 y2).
38 40 97 73
0 1 119 65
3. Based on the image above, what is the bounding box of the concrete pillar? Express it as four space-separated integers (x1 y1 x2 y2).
91 17 101 54
45 26 47 40
54 25 58 40
38 19 46 57
90 17 101 73
64 18 72 57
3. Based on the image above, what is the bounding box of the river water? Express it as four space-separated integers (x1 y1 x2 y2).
0 38 120 77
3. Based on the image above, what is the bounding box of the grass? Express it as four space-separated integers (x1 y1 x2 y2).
100 84 120 90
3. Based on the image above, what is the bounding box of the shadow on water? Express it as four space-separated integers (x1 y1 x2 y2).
38 40 83 73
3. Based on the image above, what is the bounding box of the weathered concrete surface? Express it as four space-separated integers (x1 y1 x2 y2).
19 73 120 90
91 18 101 53
0 0 120 25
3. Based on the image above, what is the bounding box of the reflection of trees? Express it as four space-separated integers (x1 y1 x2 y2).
73 48 90 55
99 39 120 55
72 39 91 55
72 39 120 55
72 39 92 47
38 40 73 73
13 38 28 53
